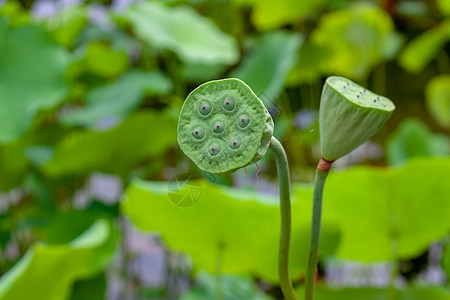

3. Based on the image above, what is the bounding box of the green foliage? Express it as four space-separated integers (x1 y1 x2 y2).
181 271 273 300
295 285 450 300
387 118 450 165
399 20 450 73
426 75 450 129
121 179 339 282
43 110 177 177
231 31 303 104
314 157 450 261
0 19 69 143
61 69 172 128
122 1 239 65
0 220 116 300
311 3 399 79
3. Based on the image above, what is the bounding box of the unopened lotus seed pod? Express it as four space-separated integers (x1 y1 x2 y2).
319 76 395 161
177 78 274 174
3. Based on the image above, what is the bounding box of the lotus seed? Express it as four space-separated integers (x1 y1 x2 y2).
199 101 212 115
192 126 205 139
238 114 250 128
212 121 225 134
208 143 221 156
223 96 235 111
229 137 241 149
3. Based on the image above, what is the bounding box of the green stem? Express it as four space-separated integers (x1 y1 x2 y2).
269 136 297 300
305 163 330 300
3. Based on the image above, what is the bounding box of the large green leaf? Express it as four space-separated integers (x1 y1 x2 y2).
311 3 399 79
43 110 177 177
231 31 303 104
0 19 69 143
123 1 239 65
426 75 450 129
60 70 172 128
386 118 450 165
181 271 273 300
399 20 450 73
121 179 339 282
295 285 450 300
0 220 116 300
315 157 450 261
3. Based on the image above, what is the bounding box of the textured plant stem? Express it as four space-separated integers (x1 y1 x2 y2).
305 159 331 300
269 136 297 300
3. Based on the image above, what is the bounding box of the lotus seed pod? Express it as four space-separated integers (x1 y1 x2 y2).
177 78 274 174
319 76 395 161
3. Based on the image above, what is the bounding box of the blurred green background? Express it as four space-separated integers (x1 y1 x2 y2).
0 0 449 299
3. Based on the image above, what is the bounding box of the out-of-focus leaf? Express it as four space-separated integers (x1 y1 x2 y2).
231 31 303 104
386 118 450 165
122 179 339 282
249 0 325 31
182 63 228 82
443 240 450 279
60 70 172 128
426 75 450 129
311 157 450 261
311 3 398 79
0 220 116 300
181 271 273 300
0 1 28 25
438 0 450 16
0 142 29 191
43 5 88 48
295 285 450 300
0 20 69 143
123 1 238 65
399 20 450 73
42 110 177 177
287 42 327 84
70 273 107 300
80 41 129 78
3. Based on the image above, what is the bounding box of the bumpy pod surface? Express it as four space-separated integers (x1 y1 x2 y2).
320 76 395 161
177 78 274 174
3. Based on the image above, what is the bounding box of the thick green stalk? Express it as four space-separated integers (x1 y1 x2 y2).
269 137 297 300
305 159 330 300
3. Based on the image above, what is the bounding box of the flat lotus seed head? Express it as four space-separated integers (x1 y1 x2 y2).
223 96 235 111
192 126 205 139
319 76 395 161
177 78 274 174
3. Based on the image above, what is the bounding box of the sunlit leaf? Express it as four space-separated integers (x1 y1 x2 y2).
43 110 177 177
426 75 450 129
123 1 239 65
60 70 172 128
295 285 450 300
386 118 450 165
0 220 116 300
437 0 450 16
314 157 450 261
181 271 273 300
399 20 450 73
121 179 339 282
249 0 326 31
231 31 303 104
311 3 398 79
0 19 69 143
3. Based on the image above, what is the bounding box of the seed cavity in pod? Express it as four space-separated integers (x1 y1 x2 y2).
199 101 212 115
238 114 250 128
229 137 241 149
192 126 205 139
208 143 221 156
223 96 235 111
212 121 225 134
